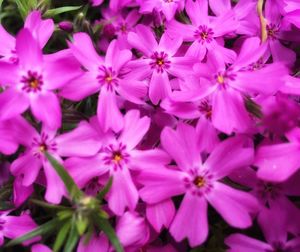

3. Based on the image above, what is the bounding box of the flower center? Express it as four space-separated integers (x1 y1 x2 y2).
193 176 206 187
97 66 118 91
150 51 171 73
199 99 212 119
103 142 130 171
21 71 43 93
39 143 48 153
267 24 279 40
113 151 123 163
183 170 214 197
32 133 57 158
194 25 214 44
257 181 281 201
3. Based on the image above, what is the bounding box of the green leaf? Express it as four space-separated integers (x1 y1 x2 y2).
44 6 82 18
5 218 60 247
64 218 79 252
57 210 73 221
45 152 83 202
14 0 37 19
244 96 263 119
93 213 124 252
97 176 113 201
31 199 69 210
53 221 71 252
75 215 88 235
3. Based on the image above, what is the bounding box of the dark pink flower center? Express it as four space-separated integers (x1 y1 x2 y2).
199 99 212 120
150 51 171 73
21 71 43 93
31 133 57 158
256 181 281 201
215 71 236 88
266 242 289 252
97 66 118 91
103 142 130 171
183 169 214 197
194 25 214 44
267 23 279 40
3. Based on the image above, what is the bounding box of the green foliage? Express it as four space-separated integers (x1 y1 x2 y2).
5 153 123 252
44 5 82 18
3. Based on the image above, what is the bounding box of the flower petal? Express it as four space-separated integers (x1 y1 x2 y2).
108 168 139 215
56 121 102 157
30 92 61 130
207 182 258 228
97 89 124 133
170 193 208 247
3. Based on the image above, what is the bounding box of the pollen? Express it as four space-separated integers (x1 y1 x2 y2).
113 153 123 163
30 79 39 89
156 59 164 66
39 144 47 153
217 74 224 84
193 176 206 188
105 76 113 83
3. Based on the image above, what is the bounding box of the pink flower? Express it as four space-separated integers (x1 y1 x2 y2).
137 0 185 21
66 110 170 215
172 37 288 134
0 10 54 63
62 34 147 132
139 123 258 246
0 28 81 129
116 211 150 250
0 212 39 246
128 25 194 104
166 0 238 62
10 118 102 204
226 206 300 252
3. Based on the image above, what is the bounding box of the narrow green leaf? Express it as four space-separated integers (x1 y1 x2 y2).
75 215 88 235
97 176 113 201
53 221 71 252
44 6 82 18
83 225 94 245
244 96 263 119
45 152 83 201
93 213 124 252
15 0 28 19
63 218 79 252
57 210 73 221
5 218 60 247
31 199 69 210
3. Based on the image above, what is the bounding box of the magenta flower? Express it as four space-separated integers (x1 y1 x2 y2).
0 10 54 63
10 119 102 204
229 167 300 235
66 110 170 215
62 34 147 132
263 1 297 66
166 0 238 61
116 211 150 250
137 0 185 21
0 212 38 246
254 140 300 183
139 123 258 246
77 233 109 252
128 25 194 104
0 28 81 129
172 37 288 134
226 206 300 252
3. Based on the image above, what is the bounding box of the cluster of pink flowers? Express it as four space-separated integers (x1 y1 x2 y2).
1 0 300 251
